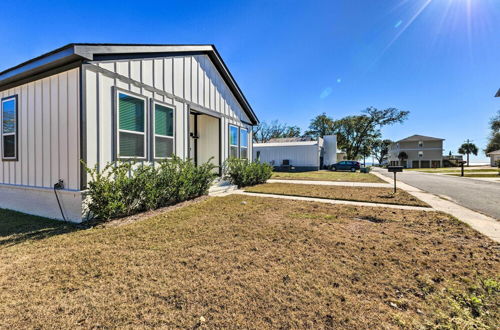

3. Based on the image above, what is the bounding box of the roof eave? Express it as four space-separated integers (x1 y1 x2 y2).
0 45 84 87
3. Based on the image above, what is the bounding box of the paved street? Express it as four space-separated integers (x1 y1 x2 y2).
374 168 500 220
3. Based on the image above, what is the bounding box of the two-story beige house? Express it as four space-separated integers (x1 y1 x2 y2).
388 135 445 168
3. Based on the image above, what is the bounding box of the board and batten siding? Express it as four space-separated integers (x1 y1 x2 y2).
84 54 253 173
0 68 80 190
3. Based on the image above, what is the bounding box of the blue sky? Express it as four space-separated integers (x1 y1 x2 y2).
1 0 499 161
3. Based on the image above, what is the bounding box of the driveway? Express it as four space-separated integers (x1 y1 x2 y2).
373 168 500 220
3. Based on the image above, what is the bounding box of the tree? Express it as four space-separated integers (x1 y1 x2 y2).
458 140 478 166
485 110 500 154
332 107 409 160
252 120 301 143
371 139 392 165
305 113 335 138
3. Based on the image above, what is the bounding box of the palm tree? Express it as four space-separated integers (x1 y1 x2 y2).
458 140 478 167
398 151 408 167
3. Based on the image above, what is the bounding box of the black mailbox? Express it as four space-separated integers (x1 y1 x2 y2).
387 166 403 173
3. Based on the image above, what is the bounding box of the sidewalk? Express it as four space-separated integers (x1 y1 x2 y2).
267 179 391 188
371 170 500 243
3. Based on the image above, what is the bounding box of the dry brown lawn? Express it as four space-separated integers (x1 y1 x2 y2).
0 195 498 329
245 182 429 207
272 170 385 183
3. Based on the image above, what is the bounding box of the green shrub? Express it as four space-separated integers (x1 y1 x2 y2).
223 158 272 188
83 157 217 220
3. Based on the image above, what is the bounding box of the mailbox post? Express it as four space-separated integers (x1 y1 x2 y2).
387 166 403 193
457 160 467 177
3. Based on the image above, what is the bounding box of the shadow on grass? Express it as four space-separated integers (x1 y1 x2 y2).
0 208 80 247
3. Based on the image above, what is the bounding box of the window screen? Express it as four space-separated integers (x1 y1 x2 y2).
229 125 239 158
154 104 174 158
240 128 248 159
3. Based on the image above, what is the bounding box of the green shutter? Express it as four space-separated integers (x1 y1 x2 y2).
119 93 144 132
119 132 144 157
155 105 173 136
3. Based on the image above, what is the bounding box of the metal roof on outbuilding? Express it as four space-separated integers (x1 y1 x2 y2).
0 43 258 124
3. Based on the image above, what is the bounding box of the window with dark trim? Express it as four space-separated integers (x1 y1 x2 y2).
240 128 248 159
153 102 175 159
117 92 147 159
229 125 239 158
2 95 18 160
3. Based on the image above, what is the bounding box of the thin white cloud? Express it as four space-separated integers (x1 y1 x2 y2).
320 87 333 99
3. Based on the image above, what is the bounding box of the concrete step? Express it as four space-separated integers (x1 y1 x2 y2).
208 180 238 196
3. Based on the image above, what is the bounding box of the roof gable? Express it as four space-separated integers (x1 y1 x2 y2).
0 43 258 124
397 134 444 142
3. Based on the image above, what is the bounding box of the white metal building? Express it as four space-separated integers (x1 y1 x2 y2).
0 44 258 222
487 150 500 167
253 135 337 171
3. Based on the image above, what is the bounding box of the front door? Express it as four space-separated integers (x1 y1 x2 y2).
189 111 221 172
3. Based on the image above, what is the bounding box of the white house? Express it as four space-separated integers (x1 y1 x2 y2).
487 150 500 167
253 135 337 171
0 44 258 222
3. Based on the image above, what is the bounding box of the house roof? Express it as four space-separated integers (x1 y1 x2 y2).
254 141 319 147
495 89 500 97
268 137 313 143
396 134 444 142
487 150 500 155
0 43 258 124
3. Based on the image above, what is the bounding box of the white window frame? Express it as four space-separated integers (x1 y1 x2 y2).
229 124 239 158
418 151 424 158
115 89 148 160
418 140 424 148
1 95 18 161
151 100 176 160
239 127 249 159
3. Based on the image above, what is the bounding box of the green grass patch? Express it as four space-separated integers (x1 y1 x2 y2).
0 208 77 247
271 170 385 183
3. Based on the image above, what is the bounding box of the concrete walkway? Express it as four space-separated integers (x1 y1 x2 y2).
233 190 434 211
267 179 391 188
372 170 500 243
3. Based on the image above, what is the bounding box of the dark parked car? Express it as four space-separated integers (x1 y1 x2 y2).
329 161 361 172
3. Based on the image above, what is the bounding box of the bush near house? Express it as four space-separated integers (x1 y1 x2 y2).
223 158 273 188
83 157 217 220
